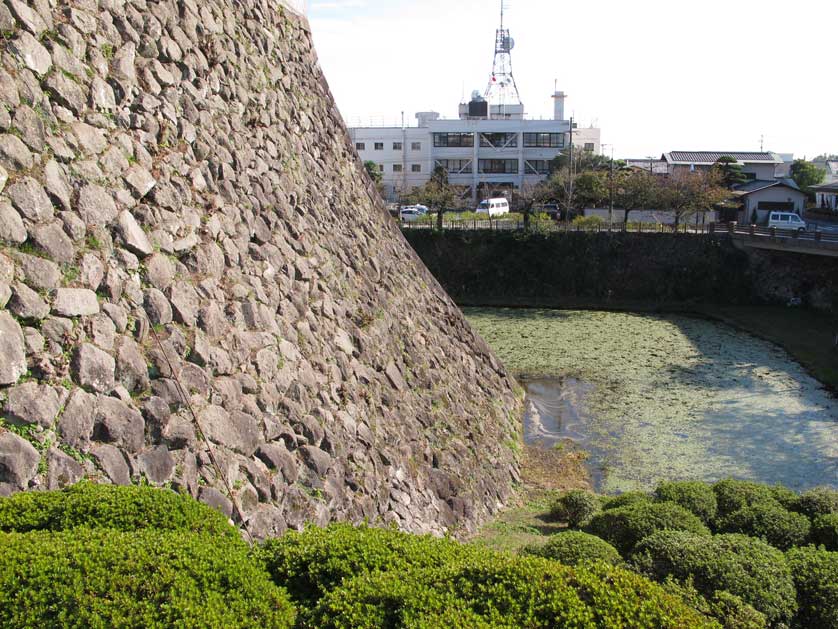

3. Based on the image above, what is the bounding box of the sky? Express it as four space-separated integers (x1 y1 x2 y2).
308 0 837 160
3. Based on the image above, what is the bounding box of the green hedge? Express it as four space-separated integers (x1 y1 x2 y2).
792 487 838 520
812 513 838 551
0 483 239 540
655 481 718 524
631 531 797 625
601 491 653 511
254 523 485 608
585 502 710 555
0 528 295 628
310 555 720 629
522 531 622 566
716 502 811 550
786 546 838 629
550 490 601 528
711 480 780 520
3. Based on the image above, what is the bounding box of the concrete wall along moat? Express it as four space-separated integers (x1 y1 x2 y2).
0 0 523 538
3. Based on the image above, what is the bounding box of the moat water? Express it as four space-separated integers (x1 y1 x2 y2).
466 308 838 493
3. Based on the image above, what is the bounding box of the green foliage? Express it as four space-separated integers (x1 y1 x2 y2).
812 513 838 551
632 531 797 625
549 489 601 528
789 159 826 192
310 554 720 629
254 523 485 608
786 546 838 629
601 491 653 511
0 483 240 540
522 530 622 566
713 156 748 189
710 591 767 629
0 528 295 628
662 578 767 629
362 160 382 185
655 481 718 524
712 479 780 520
586 501 710 555
792 486 838 520
768 484 799 510
571 215 605 229
715 502 811 551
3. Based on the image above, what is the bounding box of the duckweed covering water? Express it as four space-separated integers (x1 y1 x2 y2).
466 308 838 493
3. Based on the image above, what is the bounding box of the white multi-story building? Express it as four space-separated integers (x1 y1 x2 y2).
349 91 600 204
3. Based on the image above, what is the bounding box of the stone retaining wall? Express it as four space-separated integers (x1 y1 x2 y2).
0 0 522 538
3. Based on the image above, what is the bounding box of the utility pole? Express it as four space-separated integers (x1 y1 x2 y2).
608 144 615 229
566 116 574 226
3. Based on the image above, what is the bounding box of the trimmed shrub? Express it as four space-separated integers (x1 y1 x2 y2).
710 591 767 629
310 554 720 629
632 531 797 625
601 491 653 511
812 513 838 551
655 481 718 524
712 480 779 519
0 529 295 628
0 483 240 540
792 487 838 520
786 546 838 629
768 484 799 510
716 502 811 550
585 501 710 555
522 530 622 566
549 489 601 528
662 580 767 629
254 524 485 608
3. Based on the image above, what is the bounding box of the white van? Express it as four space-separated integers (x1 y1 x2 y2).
767 212 807 232
476 198 510 217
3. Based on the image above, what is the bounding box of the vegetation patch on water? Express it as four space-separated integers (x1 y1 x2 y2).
466 308 838 493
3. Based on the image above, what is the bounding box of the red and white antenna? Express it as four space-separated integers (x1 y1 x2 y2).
484 0 522 106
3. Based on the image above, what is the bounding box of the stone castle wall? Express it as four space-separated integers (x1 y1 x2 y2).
0 0 522 538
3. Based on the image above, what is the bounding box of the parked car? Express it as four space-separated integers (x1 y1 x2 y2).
400 206 427 222
475 198 510 217
767 212 807 232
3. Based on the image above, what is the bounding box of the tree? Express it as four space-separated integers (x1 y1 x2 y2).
549 151 623 175
404 166 465 230
657 170 729 228
614 170 659 224
363 160 382 186
714 156 748 189
790 160 826 195
573 171 609 209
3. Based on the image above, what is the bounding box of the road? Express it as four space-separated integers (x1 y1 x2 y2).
806 219 838 234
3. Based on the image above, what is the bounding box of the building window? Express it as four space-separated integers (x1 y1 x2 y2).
355 142 366 151
479 159 518 174
523 133 564 148
411 164 422 173
584 143 595 152
433 133 474 148
525 160 551 175
393 164 403 173
393 142 403 150
378 164 384 172
480 132 518 148
374 142 384 151
435 159 473 174
411 142 422 151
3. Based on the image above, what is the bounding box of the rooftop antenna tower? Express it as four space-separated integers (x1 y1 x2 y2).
484 0 522 108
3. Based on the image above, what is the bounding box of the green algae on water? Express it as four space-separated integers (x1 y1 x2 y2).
466 308 838 494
